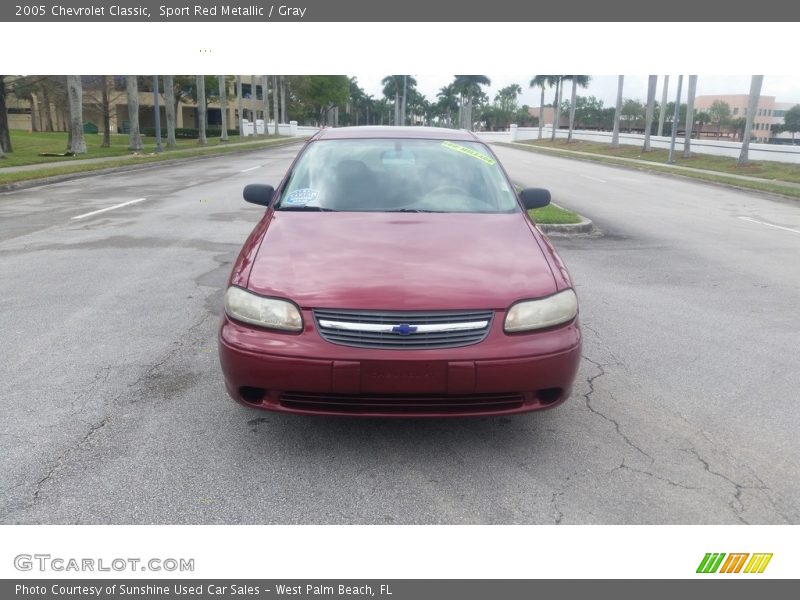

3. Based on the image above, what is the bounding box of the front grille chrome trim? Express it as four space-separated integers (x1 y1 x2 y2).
313 309 494 350
318 319 489 333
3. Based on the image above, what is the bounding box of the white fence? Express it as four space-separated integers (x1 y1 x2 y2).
240 120 320 137
474 125 800 165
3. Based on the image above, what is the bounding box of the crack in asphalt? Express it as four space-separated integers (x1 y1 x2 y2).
610 461 699 491
581 355 654 465
27 309 216 511
549 472 577 525
680 447 777 525
32 414 112 506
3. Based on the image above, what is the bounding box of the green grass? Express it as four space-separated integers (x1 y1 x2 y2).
0 131 301 185
502 141 800 201
517 139 800 183
528 204 582 225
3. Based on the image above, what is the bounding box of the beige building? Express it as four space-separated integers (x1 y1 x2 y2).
693 95 796 144
5 76 269 134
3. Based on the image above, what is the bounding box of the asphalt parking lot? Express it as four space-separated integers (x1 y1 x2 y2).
1 142 798 524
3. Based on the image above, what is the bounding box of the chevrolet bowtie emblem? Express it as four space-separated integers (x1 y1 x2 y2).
391 323 418 335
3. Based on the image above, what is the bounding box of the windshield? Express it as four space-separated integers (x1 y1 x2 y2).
276 138 520 213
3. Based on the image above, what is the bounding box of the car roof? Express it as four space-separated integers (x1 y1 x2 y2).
312 126 481 142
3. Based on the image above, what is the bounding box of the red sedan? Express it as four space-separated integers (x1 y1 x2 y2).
218 126 581 416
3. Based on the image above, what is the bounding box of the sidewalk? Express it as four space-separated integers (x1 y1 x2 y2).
0 137 300 174
510 142 800 192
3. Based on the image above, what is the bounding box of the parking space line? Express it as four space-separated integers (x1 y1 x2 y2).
580 174 607 183
71 198 148 220
737 216 800 234
240 166 262 173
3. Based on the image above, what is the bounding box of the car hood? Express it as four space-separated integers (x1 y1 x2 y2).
247 212 557 310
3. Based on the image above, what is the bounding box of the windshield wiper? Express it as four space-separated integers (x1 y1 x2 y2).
276 205 338 212
386 208 444 213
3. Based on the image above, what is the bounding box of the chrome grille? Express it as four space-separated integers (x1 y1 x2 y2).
313 309 493 349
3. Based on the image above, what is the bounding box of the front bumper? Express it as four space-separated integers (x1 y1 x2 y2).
218 313 582 417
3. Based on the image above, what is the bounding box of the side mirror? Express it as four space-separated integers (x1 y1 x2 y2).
519 187 551 210
243 184 275 207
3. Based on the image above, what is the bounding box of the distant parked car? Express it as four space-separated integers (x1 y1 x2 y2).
218 126 581 417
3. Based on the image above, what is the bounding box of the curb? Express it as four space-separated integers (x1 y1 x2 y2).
0 138 305 193
537 216 594 234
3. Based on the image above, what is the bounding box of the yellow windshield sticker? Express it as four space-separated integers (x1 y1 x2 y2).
441 141 496 166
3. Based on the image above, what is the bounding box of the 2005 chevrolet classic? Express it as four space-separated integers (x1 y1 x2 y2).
218 126 581 416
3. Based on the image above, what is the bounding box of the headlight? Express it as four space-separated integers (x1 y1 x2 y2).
224 286 303 332
504 289 578 332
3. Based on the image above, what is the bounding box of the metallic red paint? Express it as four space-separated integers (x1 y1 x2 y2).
218 127 582 417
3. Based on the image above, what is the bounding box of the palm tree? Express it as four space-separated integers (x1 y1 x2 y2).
454 75 491 131
565 75 590 142
683 75 698 158
216 76 228 142
611 75 624 148
261 75 276 135
381 75 417 126
436 84 459 128
643 75 657 151
738 75 764 166
125 76 143 151
529 75 557 140
280 76 287 124
657 75 669 137
162 75 176 147
196 75 207 145
236 76 243 136
66 76 86 154
273 75 279 134
548 76 567 141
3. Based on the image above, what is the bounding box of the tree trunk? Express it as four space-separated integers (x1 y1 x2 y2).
268 75 269 135
401 75 407 126
567 78 577 142
196 75 207 145
273 75 279 135
101 75 111 147
163 75 177 147
643 75 657 151
280 76 287 124
236 76 243 136
41 83 54 132
219 76 228 141
125 75 143 151
0 76 12 153
657 75 669 137
251 75 258 137
538 86 545 140
611 75 624 148
66 75 87 154
30 93 39 132
550 79 561 142
394 92 400 126
683 75 698 158
738 75 764 166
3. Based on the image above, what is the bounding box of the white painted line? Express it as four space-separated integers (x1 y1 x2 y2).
580 174 607 183
738 216 800 234
71 198 148 220
240 165 261 173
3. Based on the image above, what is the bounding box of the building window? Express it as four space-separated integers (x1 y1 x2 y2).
774 110 786 118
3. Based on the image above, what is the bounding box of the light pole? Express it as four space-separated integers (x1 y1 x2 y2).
153 75 163 153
